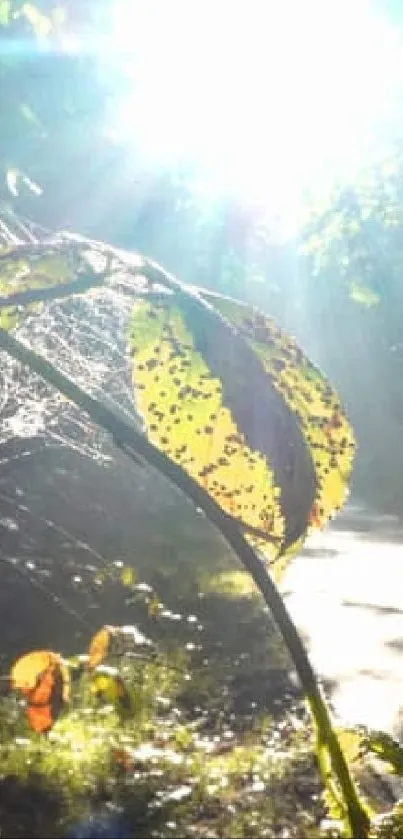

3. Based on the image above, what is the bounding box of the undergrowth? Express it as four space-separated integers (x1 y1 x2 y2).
0 560 324 839
0 642 324 838
1 567 400 838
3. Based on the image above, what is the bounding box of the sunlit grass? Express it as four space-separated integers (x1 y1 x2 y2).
0 652 324 838
204 568 259 598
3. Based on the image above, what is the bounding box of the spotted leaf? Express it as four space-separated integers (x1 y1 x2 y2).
130 293 323 577
208 295 355 551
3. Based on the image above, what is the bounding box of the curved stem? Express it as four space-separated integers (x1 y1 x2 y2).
0 326 370 837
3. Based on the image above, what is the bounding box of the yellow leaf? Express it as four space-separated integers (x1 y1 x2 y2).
0 0 10 26
210 296 355 561
90 666 131 710
130 300 285 566
87 627 111 671
349 282 380 308
121 566 136 587
130 293 354 581
21 3 52 38
148 594 162 618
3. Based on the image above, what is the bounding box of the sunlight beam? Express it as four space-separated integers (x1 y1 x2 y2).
98 0 403 219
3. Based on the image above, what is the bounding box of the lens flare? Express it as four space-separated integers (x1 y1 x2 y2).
99 0 403 219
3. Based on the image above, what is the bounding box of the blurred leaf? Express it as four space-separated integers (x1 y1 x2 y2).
121 566 136 587
0 306 19 331
360 729 403 775
336 727 364 764
148 594 162 618
20 3 52 38
0 0 10 26
90 666 132 712
20 103 44 134
88 624 152 670
6 169 18 197
88 627 110 671
6 168 42 197
349 282 380 308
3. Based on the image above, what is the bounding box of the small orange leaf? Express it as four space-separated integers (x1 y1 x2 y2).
27 703 54 734
87 627 111 670
11 650 57 693
10 650 70 733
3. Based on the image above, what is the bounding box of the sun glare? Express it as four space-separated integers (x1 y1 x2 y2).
102 0 403 219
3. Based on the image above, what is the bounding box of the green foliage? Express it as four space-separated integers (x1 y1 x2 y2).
359 729 403 775
300 148 403 310
348 282 380 308
0 0 10 26
370 802 403 839
0 565 326 838
0 686 324 838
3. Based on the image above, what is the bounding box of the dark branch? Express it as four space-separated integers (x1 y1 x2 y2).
0 272 107 311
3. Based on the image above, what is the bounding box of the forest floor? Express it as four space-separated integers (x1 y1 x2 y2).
1 498 403 836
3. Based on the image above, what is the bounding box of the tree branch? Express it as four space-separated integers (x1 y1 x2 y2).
0 272 107 311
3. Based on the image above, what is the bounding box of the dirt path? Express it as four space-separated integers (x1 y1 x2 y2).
284 505 403 737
